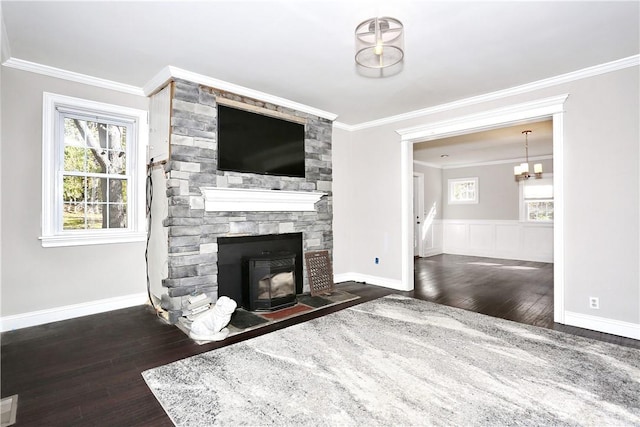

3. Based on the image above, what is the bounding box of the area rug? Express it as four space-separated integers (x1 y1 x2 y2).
142 295 640 426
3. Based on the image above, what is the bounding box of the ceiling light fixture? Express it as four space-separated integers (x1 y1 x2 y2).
355 17 404 69
514 130 543 181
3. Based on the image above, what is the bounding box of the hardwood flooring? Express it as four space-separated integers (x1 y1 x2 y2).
2 254 638 426
412 254 554 329
410 254 640 348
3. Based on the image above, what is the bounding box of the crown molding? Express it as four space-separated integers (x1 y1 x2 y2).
143 65 339 122
1 57 145 96
413 155 553 170
397 94 569 143
441 154 553 170
3 53 635 129
347 55 639 132
142 65 173 97
333 121 356 131
413 160 442 169
0 58 339 120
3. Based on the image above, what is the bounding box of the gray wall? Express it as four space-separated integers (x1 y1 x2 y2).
562 68 639 323
334 125 403 281
442 159 553 220
333 65 639 325
331 127 351 275
1 67 148 316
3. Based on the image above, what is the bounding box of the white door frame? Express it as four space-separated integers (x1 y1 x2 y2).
413 172 425 257
397 94 569 323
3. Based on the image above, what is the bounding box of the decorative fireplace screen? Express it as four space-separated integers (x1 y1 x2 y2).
244 252 297 311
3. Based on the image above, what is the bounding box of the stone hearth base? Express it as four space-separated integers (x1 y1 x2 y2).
176 290 359 345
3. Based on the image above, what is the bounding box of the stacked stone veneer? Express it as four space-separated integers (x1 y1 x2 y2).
159 79 333 323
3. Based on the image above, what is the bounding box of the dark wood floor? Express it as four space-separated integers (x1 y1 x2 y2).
413 254 554 328
2 254 638 426
412 254 640 347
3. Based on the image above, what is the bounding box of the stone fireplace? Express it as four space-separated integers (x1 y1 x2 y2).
151 79 333 323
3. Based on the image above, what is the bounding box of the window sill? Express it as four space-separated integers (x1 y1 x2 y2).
40 232 147 248
448 200 479 205
518 221 554 226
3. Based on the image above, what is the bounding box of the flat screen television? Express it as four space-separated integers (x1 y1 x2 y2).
217 104 306 178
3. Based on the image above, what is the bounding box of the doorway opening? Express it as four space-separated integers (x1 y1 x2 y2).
398 94 568 324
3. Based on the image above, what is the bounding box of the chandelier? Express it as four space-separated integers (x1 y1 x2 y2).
355 17 404 69
514 130 543 181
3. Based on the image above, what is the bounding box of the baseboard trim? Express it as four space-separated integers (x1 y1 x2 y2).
421 248 444 257
563 311 640 340
334 272 407 291
443 248 553 263
0 293 149 332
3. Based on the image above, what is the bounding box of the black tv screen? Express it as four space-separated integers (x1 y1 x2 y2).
217 105 305 178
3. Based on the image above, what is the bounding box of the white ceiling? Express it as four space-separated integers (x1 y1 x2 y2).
2 1 638 127
413 119 553 167
1 0 640 167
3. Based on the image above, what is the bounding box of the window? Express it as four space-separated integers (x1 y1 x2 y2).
41 93 148 247
448 177 478 204
520 178 554 222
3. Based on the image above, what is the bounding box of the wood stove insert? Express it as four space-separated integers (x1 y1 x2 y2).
244 252 296 311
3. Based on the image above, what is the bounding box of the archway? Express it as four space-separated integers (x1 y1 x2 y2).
397 94 568 323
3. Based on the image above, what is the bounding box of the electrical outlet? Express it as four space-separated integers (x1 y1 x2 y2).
589 297 599 309
374 257 379 264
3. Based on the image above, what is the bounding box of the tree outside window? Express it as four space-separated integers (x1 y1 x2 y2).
63 117 129 230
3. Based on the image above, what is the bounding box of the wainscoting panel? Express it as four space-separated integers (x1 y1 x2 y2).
421 221 444 257
495 224 520 254
522 225 554 261
431 222 443 256
469 224 494 252
441 220 553 263
443 222 467 250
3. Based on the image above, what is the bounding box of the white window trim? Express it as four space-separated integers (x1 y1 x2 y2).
41 92 148 247
448 177 479 204
519 174 554 223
